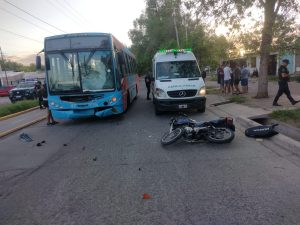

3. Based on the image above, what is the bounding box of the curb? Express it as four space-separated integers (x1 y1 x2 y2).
236 116 300 155
0 116 46 138
0 106 40 121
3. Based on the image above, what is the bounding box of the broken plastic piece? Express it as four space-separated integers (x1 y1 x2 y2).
143 193 151 199
19 133 33 142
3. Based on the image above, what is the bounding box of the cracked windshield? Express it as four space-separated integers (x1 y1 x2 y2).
47 51 114 93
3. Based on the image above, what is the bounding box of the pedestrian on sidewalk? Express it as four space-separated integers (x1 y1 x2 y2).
217 64 224 93
223 62 232 95
41 83 58 125
273 59 300 106
233 65 241 94
145 72 152 100
35 81 44 109
241 65 249 93
201 68 207 82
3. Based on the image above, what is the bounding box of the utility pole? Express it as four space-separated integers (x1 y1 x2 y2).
173 6 180 48
0 47 8 86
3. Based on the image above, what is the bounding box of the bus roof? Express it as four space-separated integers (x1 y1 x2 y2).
45 32 111 40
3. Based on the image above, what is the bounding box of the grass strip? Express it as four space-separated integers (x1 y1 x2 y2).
0 100 39 117
228 95 247 103
271 108 300 128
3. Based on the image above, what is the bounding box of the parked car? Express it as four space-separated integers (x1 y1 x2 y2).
9 82 36 103
0 85 14 97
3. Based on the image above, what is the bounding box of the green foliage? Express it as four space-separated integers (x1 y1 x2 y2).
0 59 43 72
228 95 247 103
0 100 39 117
271 108 300 128
129 0 231 74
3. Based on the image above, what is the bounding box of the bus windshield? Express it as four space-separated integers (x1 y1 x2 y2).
156 60 201 80
47 50 114 94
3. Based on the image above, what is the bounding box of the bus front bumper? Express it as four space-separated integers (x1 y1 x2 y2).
51 105 123 119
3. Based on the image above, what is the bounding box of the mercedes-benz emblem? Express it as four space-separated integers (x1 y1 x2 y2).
179 91 186 97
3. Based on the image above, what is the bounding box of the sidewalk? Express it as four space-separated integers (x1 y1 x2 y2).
0 108 46 136
206 77 300 111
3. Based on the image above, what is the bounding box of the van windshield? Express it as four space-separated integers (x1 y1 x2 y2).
156 61 201 79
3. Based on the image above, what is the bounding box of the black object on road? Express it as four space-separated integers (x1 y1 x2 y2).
19 133 33 142
245 124 279 138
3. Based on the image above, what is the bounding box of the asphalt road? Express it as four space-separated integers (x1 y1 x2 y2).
0 85 300 225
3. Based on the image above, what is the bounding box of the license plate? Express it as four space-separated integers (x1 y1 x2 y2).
15 95 22 98
178 104 187 109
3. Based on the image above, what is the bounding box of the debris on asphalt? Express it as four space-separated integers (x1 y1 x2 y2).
63 144 68 146
256 139 263 142
142 193 151 200
93 157 97 161
41 140 46 144
36 143 42 147
82 146 86 150
138 168 141 171
19 133 33 142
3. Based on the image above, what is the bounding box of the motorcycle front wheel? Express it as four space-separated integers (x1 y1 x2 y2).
207 128 234 144
161 128 183 145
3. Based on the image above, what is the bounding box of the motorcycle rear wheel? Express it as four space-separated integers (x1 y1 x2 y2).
207 128 234 144
161 128 183 145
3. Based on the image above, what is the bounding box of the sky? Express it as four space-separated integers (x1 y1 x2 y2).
0 0 145 57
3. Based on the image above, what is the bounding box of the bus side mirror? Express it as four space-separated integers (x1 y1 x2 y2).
45 57 50 71
117 52 125 65
36 55 41 70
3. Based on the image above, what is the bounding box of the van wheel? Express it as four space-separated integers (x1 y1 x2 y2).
197 105 206 113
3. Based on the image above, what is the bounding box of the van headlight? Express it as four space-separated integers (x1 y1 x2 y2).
199 87 206 96
155 88 167 98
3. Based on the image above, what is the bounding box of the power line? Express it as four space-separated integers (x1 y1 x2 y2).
0 27 43 43
3 0 67 33
0 7 56 35
53 0 85 26
62 0 90 24
46 0 83 26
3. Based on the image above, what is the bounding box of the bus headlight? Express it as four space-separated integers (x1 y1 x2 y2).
155 88 167 98
199 87 206 96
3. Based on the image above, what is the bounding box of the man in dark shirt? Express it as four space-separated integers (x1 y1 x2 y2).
145 72 152 100
273 59 299 106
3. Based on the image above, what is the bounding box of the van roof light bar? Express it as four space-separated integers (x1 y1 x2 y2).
158 48 192 54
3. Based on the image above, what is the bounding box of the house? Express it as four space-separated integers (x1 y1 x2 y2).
225 52 300 76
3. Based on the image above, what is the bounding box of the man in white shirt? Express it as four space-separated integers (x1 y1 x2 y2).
223 63 232 95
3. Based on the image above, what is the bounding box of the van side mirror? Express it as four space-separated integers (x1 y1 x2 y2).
36 55 41 70
117 52 125 65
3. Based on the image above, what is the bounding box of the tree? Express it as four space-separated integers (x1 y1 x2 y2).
191 0 300 98
129 0 231 73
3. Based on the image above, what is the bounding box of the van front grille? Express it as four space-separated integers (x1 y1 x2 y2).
167 89 197 98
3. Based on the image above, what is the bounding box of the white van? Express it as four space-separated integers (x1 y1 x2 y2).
151 49 206 115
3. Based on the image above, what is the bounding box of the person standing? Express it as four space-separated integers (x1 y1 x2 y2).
217 65 224 93
223 63 232 95
35 81 44 109
241 65 250 93
145 72 152 100
233 65 241 94
273 59 299 106
41 83 58 125
201 69 207 82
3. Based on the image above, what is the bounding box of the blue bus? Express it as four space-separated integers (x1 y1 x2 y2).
39 33 139 119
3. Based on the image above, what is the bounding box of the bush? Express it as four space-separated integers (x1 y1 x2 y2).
0 100 38 117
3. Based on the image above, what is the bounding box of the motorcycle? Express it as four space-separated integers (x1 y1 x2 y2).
161 114 235 145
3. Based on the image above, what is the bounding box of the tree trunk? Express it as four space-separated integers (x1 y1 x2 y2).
256 0 277 98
